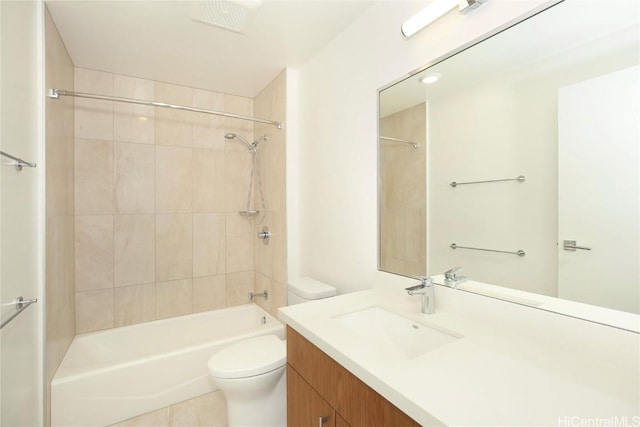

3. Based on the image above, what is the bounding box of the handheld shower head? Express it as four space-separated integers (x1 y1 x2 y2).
225 133 255 152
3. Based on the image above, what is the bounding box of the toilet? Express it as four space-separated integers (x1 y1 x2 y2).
207 277 336 427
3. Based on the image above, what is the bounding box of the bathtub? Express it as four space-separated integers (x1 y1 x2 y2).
51 304 284 427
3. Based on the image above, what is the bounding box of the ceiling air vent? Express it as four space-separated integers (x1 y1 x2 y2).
192 0 262 34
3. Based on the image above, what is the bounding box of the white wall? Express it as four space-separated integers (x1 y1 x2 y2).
0 1 45 425
427 76 559 296
293 0 553 293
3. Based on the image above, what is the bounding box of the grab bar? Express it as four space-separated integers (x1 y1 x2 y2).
1 296 38 330
450 243 525 257
450 175 525 188
0 150 37 171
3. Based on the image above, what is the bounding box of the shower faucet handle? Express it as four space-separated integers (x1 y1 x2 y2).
257 226 271 245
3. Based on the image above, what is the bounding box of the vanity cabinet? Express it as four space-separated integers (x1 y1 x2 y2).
287 366 336 427
287 326 420 427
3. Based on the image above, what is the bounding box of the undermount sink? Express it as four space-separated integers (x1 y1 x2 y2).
332 307 459 359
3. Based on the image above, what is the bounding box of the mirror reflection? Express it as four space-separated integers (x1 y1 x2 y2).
378 0 639 317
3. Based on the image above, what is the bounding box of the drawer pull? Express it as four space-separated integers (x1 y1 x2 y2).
319 415 328 427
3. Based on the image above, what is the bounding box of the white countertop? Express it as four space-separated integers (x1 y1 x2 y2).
279 281 640 426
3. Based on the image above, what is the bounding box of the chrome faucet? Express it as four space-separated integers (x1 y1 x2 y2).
405 276 435 314
444 266 467 288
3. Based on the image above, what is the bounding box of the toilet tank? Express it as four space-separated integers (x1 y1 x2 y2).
287 277 336 305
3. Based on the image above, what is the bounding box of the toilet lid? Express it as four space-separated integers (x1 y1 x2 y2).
288 277 336 299
208 335 286 379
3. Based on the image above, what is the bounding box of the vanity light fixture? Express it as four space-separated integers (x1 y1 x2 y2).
401 0 489 38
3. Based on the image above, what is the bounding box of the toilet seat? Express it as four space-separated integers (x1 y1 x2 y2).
208 335 286 379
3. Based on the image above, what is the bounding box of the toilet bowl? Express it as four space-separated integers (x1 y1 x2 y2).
208 335 287 427
208 277 336 427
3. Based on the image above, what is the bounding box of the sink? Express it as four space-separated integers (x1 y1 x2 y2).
332 307 459 359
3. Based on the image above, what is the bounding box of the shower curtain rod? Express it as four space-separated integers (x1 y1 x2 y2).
47 89 283 129
380 136 418 149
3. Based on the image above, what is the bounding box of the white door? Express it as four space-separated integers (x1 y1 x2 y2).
558 65 639 314
0 1 44 425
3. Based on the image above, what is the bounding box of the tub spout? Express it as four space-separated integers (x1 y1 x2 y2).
249 290 268 302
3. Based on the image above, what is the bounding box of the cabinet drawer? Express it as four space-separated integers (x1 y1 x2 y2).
288 365 336 427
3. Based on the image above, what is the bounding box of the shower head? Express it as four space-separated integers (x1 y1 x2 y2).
225 133 255 152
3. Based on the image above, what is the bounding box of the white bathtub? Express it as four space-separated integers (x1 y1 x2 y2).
51 304 284 427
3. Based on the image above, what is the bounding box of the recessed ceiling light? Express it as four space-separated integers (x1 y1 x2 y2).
420 73 442 84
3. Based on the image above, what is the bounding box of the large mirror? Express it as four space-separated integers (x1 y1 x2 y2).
378 0 639 329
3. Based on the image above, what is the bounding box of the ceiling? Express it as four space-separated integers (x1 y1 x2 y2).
46 0 374 98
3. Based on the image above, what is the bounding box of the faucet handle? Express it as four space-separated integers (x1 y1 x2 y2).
413 276 434 286
444 267 462 279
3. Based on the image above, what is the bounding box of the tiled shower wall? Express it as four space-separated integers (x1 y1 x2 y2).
44 8 75 423
73 67 287 333
253 70 288 317
379 103 426 277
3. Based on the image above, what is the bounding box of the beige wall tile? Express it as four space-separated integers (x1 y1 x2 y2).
75 67 113 94
114 284 156 327
156 279 192 319
46 9 76 400
66 71 288 333
75 215 113 292
156 214 192 281
47 135 74 216
254 70 286 214
76 289 114 333
225 271 254 306
225 212 254 237
380 208 404 259
114 75 155 144
253 70 288 311
226 234 254 273
114 214 155 287
192 89 225 150
270 211 288 285
225 95 253 147
270 280 288 320
193 275 225 313
224 151 252 212
156 146 193 213
405 208 426 263
155 82 192 147
192 148 225 213
254 272 272 313
255 214 274 279
45 216 75 384
46 216 75 324
260 138 286 213
75 68 113 140
379 103 426 278
75 138 113 215
193 213 225 277
114 142 155 214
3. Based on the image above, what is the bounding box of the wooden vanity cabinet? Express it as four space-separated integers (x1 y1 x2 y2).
287 326 420 427
287 366 336 427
